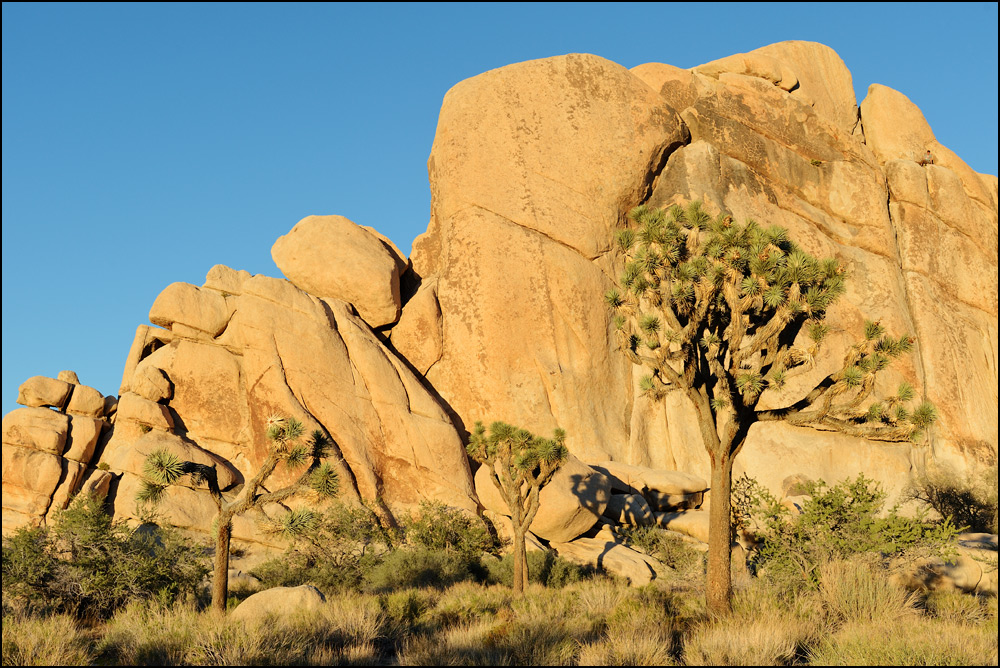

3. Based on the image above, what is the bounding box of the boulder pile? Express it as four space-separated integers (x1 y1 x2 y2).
2 41 996 585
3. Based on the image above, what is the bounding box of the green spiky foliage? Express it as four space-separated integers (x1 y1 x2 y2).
466 421 568 594
610 200 936 615
136 414 341 614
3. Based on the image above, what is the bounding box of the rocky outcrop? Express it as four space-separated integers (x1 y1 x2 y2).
390 42 996 502
100 265 477 546
2 373 113 532
2 42 996 554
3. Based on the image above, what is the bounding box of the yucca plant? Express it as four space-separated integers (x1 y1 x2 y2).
137 414 340 613
609 200 936 615
466 421 568 594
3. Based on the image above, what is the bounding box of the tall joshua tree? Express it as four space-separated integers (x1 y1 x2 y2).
607 201 937 614
138 415 340 613
467 421 568 593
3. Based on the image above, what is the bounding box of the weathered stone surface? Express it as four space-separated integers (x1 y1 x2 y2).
63 415 105 463
131 363 173 403
388 279 443 376
271 215 402 328
892 536 999 596
395 53 688 463
204 264 252 295
654 510 710 544
120 325 174 395
50 460 86 512
77 468 113 500
483 510 546 553
2 407 70 455
107 430 239 491
592 461 707 497
231 585 325 621
115 392 174 432
644 489 704 512
550 536 662 586
475 453 610 543
94 270 477 542
149 282 233 337
66 384 105 418
57 370 80 384
603 493 654 527
1 443 63 513
17 377 71 411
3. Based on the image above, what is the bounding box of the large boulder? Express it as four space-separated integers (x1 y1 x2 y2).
474 453 611 543
550 536 663 586
271 215 404 328
231 585 326 621
392 53 689 463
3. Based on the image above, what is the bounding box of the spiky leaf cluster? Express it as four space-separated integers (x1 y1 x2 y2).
467 421 568 477
610 199 934 446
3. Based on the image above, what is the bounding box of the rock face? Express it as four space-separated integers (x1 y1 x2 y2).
390 43 997 501
2 374 113 532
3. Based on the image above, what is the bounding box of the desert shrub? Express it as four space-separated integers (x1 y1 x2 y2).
748 474 959 589
1 494 207 617
906 464 998 534
683 611 813 666
363 548 485 592
1 610 93 666
808 616 999 666
484 550 592 589
618 525 705 575
252 501 393 593
404 501 499 559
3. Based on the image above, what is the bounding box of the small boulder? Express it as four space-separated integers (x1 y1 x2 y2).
2 407 70 455
231 585 326 622
149 282 233 337
57 370 81 384
115 392 174 431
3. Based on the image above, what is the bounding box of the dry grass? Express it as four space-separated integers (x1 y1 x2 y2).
1 611 93 666
3 558 997 666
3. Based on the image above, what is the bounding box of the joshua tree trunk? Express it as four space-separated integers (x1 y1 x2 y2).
212 514 233 614
706 452 734 615
512 528 528 594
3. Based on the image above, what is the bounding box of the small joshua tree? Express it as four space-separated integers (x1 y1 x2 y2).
467 421 568 593
138 415 340 613
608 200 937 614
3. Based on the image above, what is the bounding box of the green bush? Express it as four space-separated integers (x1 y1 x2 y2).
618 525 705 575
363 548 484 592
484 549 592 589
252 501 392 593
1 494 207 617
748 474 959 589
403 501 499 559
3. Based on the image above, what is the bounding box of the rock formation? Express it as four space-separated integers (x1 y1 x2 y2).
2 42 996 583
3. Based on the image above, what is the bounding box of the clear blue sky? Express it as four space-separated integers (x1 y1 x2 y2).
3 2 997 417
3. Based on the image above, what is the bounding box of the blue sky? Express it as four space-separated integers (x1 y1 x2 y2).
3 2 997 417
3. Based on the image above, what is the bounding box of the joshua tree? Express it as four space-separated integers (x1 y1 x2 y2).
467 421 568 593
608 200 936 614
138 415 340 613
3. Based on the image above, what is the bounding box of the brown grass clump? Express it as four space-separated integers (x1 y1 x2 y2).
809 616 999 666
1 611 93 666
817 558 920 625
